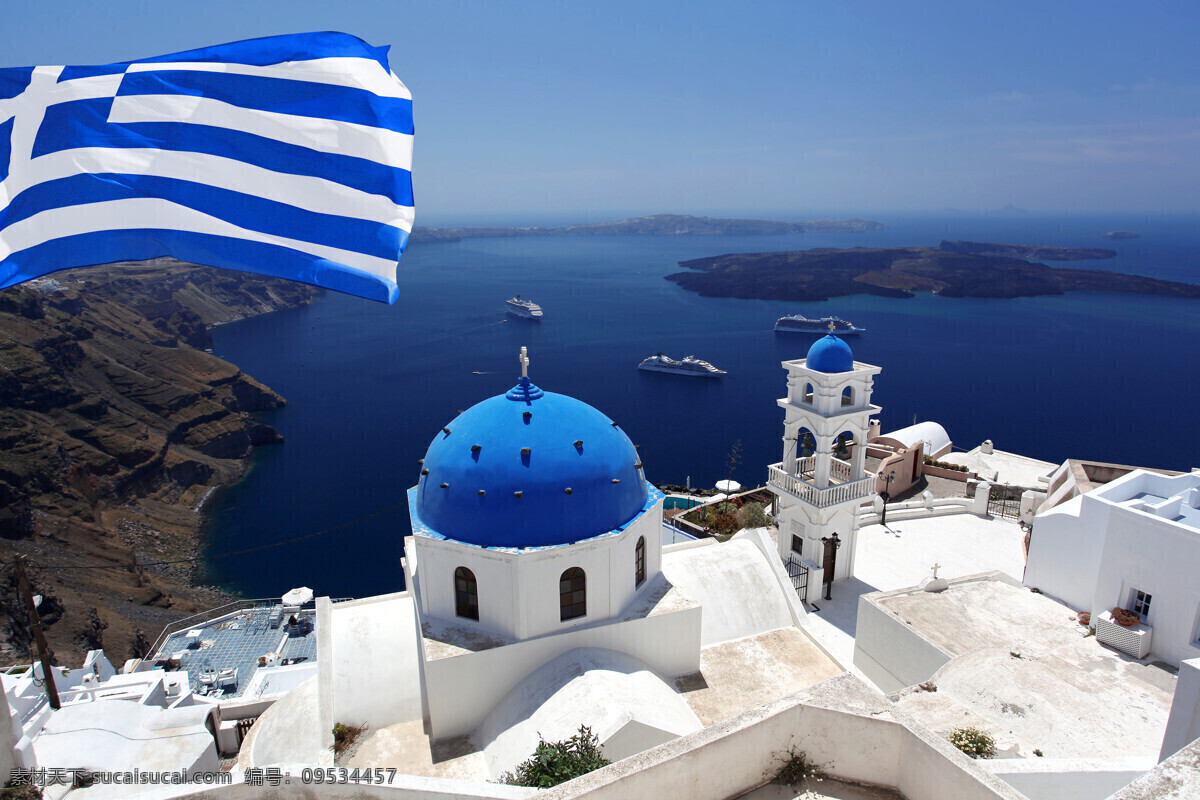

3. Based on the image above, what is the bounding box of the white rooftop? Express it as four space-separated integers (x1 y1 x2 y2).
794 513 1028 669
877 576 1177 762
1094 469 1200 531
874 421 951 456
940 445 1056 488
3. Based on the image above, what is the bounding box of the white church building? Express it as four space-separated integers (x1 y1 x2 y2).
241 348 843 780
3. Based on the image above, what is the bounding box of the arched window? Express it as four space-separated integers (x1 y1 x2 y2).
635 537 646 587
560 567 586 621
803 383 814 404
798 430 815 458
454 567 479 621
834 432 853 460
841 386 854 407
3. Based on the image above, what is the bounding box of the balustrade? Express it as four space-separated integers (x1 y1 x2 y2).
769 462 876 509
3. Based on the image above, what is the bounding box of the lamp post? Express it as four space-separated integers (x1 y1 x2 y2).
879 469 896 526
820 532 842 600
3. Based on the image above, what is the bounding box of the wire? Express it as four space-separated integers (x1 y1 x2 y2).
26 501 406 573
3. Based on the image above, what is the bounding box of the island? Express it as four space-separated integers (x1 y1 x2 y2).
409 214 885 244
1104 231 1141 240
666 246 1200 301
0 262 319 661
939 240 1116 261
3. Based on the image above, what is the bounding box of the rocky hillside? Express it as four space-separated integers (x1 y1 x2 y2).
0 260 319 665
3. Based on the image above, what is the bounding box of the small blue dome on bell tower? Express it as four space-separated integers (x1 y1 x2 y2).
806 334 854 373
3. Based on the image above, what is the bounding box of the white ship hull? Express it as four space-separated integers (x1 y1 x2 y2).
638 353 726 377
775 314 864 334
506 296 543 318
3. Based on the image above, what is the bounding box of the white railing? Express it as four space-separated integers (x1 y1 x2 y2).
779 456 855 485
768 464 876 509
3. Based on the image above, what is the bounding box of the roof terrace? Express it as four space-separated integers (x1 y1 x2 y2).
149 599 332 699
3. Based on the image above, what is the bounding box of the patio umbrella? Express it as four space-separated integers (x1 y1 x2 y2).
281 587 314 606
715 480 742 493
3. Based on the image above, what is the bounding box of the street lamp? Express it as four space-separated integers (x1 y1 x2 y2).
879 469 896 526
820 532 842 600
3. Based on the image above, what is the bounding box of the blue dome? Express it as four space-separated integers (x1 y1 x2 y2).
806 335 854 373
412 377 649 548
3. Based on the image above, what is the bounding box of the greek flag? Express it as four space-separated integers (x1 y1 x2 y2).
0 32 413 304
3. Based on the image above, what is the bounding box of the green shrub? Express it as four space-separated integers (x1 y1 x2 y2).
773 748 824 786
948 727 995 759
332 722 363 755
736 502 769 529
500 725 611 787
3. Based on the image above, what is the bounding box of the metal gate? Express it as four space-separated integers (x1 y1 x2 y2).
988 484 1021 519
785 557 809 597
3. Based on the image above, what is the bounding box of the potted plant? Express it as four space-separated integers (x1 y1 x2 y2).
1110 607 1139 627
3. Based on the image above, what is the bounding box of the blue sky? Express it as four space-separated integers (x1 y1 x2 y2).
4 1 1198 219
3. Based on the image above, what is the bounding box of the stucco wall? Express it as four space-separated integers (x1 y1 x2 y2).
329 593 424 729
853 592 952 693
413 508 661 642
534 674 1022 800
241 676 331 769
173 676 1023 800
662 537 792 646
978 757 1153 800
1027 471 1200 667
424 603 701 739
1023 495 1104 611
1161 658 1200 761
1088 497 1200 667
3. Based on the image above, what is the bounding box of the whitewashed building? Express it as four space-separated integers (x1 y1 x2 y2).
242 349 842 782
1024 468 1200 667
767 333 880 601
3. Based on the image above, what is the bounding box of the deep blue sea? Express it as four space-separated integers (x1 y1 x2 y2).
199 213 1200 599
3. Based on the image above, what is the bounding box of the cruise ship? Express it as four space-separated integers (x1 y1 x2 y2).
775 314 864 334
505 296 543 318
638 353 727 377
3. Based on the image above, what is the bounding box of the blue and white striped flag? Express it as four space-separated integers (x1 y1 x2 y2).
0 32 413 304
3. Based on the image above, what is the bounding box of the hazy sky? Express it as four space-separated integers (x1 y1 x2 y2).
4 1 1198 218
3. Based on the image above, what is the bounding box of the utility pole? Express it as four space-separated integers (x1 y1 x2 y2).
14 557 59 710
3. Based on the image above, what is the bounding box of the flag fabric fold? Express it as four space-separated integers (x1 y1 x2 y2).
0 32 413 303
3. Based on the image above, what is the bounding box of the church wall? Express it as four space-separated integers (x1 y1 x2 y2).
423 603 701 739
412 503 663 642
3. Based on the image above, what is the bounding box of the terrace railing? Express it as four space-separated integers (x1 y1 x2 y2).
768 462 876 509
146 598 279 661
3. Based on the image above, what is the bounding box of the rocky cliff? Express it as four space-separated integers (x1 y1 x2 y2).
0 260 319 665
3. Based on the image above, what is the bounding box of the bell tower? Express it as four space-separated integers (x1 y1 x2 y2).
768 331 881 601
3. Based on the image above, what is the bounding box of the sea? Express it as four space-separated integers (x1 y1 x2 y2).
198 212 1200 600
